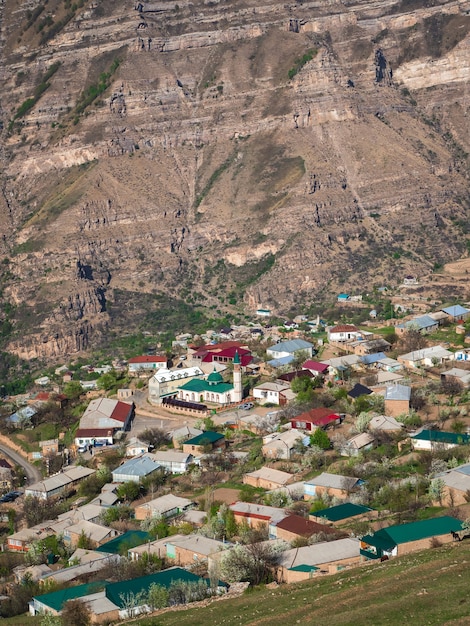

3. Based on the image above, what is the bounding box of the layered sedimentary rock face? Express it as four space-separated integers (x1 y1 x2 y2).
0 0 469 358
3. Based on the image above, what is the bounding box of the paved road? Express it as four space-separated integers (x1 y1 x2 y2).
0 442 41 485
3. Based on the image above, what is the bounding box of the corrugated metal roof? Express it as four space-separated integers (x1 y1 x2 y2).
363 516 463 549
314 503 372 522
112 456 160 478
95 530 150 554
105 567 207 608
184 431 224 445
33 580 106 612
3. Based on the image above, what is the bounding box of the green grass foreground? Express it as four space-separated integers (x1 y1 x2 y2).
134 542 470 626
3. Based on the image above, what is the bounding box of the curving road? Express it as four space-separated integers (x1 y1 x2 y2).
0 442 41 485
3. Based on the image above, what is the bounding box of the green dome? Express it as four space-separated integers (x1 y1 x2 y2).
207 369 224 384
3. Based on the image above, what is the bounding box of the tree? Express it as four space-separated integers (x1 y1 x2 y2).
220 541 285 586
310 428 331 450
291 376 317 404
428 477 445 505
147 583 169 610
63 381 83 400
354 412 373 433
61 599 91 626
77 530 92 549
399 327 427 353
116 480 141 502
96 370 118 391
139 428 170 449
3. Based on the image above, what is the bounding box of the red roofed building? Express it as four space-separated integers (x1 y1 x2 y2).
128 356 167 375
302 360 329 375
270 514 340 543
75 428 114 447
190 342 252 367
327 325 360 343
75 398 135 448
290 407 342 431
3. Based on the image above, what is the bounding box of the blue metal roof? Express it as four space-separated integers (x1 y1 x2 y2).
442 305 470 317
397 315 437 331
361 352 386 365
112 456 160 478
267 355 295 367
269 339 314 354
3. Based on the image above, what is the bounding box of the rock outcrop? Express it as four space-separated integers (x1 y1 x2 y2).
0 0 469 357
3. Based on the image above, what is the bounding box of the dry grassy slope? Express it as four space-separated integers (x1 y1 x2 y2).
0 0 470 358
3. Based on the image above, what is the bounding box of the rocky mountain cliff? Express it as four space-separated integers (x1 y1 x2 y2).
1 0 470 359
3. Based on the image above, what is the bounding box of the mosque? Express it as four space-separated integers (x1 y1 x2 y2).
176 351 243 406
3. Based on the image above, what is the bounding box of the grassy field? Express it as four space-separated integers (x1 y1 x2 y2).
132 541 470 626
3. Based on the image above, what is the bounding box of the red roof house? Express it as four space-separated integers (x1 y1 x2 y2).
302 360 329 374
290 408 342 431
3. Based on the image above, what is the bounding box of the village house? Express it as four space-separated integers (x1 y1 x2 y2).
182 431 225 455
410 429 470 451
276 538 361 583
266 339 315 361
350 337 392 356
304 472 361 500
440 367 470 388
368 414 404 432
125 437 150 457
360 516 464 560
189 341 252 367
252 381 292 406
327 324 360 343
134 494 194 521
438 462 470 506
397 345 454 369
339 432 375 457
395 314 439 335
261 429 308 460
441 305 470 322
25 466 95 500
229 502 287 530
111 455 161 483
384 384 411 417
269 514 339 543
63 521 120 549
164 535 230 567
321 354 362 379
290 408 342 431
127 355 167 376
243 466 294 490
150 450 194 474
29 567 212 622
170 425 203 448
302 360 329 376
75 397 134 448
311 503 376 527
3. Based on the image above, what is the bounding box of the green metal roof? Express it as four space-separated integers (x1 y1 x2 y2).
363 516 463 550
95 530 150 554
184 431 224 445
412 430 470 445
314 503 372 522
288 564 320 572
34 581 105 612
178 378 233 394
105 567 207 608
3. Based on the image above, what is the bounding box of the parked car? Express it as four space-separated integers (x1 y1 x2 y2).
238 402 254 410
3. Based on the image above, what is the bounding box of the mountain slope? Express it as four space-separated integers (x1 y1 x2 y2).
1 0 470 358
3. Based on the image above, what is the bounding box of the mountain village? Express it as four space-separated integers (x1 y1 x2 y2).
1 295 470 623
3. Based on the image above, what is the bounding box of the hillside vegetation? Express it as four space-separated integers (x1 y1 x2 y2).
132 542 470 626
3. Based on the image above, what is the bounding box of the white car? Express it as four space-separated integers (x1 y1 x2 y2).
238 402 254 410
